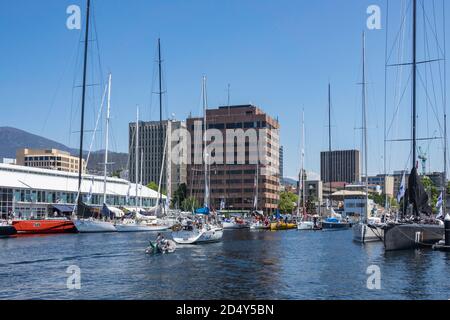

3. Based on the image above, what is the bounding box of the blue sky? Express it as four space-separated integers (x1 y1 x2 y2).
0 0 448 179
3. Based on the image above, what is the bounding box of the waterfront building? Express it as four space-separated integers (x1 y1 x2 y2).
0 163 161 219
320 149 360 184
367 174 394 198
187 105 280 213
129 119 187 196
16 148 86 174
304 180 323 204
279 146 284 180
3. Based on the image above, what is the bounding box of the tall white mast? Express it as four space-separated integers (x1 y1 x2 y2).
103 73 112 205
362 32 369 223
140 149 143 207
302 110 306 217
135 106 139 214
202 76 209 208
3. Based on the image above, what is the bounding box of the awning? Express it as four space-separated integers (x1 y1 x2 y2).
52 204 76 213
195 207 210 215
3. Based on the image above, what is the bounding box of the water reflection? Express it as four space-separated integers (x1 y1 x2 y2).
0 229 449 299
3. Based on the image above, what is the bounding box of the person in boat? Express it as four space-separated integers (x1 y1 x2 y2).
156 233 164 245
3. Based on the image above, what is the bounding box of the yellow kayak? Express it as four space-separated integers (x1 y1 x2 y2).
270 222 297 231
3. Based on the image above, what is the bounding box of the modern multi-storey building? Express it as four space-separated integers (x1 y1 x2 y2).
129 119 187 197
279 146 284 180
187 105 280 213
367 174 394 198
320 149 360 184
16 148 86 174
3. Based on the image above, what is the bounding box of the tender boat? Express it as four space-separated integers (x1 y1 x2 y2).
250 220 270 230
222 216 249 229
12 218 77 234
145 239 177 254
297 221 315 230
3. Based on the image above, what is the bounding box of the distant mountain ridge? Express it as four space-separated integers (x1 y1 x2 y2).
0 127 128 175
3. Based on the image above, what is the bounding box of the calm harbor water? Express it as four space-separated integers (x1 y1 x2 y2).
0 229 449 300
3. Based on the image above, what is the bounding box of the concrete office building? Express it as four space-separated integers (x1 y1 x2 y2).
129 119 187 197
187 105 280 213
16 148 86 174
320 149 360 184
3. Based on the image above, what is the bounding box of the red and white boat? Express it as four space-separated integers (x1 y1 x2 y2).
12 218 77 234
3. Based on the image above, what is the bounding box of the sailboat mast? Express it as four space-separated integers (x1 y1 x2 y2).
443 0 448 216
158 38 163 208
135 106 139 213
103 73 112 205
77 0 90 201
328 83 332 208
362 32 369 222
140 149 143 207
302 110 306 217
202 76 209 208
412 0 417 171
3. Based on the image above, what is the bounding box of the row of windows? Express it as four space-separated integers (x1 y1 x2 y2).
0 188 156 208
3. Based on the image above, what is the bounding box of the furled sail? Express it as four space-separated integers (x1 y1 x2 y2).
408 167 432 216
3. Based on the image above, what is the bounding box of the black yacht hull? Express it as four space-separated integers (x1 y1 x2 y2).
383 223 444 251
0 225 17 238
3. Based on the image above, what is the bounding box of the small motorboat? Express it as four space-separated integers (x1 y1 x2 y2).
322 217 351 230
222 217 249 229
0 221 16 238
145 239 177 254
297 221 315 230
250 220 270 230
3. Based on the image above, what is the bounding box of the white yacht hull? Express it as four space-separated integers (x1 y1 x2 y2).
115 223 158 232
223 221 249 229
73 219 117 233
352 223 383 243
172 226 223 244
297 221 315 230
250 222 269 230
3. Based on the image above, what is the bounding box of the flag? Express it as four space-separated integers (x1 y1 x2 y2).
436 205 444 220
436 192 443 209
397 171 406 203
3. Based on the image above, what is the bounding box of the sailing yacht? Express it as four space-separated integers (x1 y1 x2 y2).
383 0 444 250
353 33 384 243
114 106 163 232
321 84 351 231
71 1 116 233
297 111 314 231
172 76 223 244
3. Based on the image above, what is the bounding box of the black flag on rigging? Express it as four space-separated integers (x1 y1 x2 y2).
408 167 432 216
